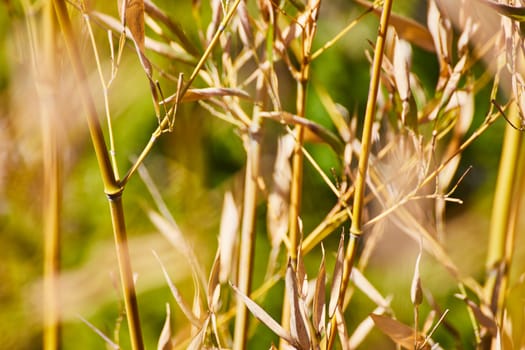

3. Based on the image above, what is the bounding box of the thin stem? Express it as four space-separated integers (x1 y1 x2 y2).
232 79 264 350
327 0 393 347
41 2 61 349
485 102 523 323
51 2 143 349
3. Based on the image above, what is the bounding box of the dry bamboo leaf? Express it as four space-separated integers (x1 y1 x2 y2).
370 313 428 349
351 268 389 308
410 250 423 306
349 304 391 349
187 317 209 350
335 308 350 350
153 252 201 327
218 190 239 283
157 303 171 350
78 315 119 350
144 0 199 56
354 0 435 52
286 261 311 350
477 0 525 22
237 0 254 48
206 0 222 43
328 233 345 318
455 294 498 336
392 33 412 125
267 134 294 248
161 87 252 104
428 0 453 89
230 283 296 346
313 246 326 336
207 252 221 312
148 210 205 286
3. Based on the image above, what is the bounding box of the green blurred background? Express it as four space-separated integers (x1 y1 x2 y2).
0 0 519 349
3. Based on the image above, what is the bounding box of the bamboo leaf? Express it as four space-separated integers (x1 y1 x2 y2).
207 252 221 312
455 294 498 336
153 252 201 327
285 261 311 350
161 87 252 104
478 0 525 22
354 0 435 52
370 313 427 349
230 282 297 346
410 250 423 306
219 190 240 283
313 246 326 336
157 303 171 350
328 233 344 318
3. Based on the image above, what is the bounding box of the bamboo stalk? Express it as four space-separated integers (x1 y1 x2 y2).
51 2 144 349
326 0 393 347
232 77 264 350
485 103 523 323
41 2 61 348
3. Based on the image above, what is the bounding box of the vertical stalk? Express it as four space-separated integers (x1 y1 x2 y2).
232 78 263 350
485 103 523 323
280 0 318 344
42 2 61 348
51 1 144 349
326 0 393 348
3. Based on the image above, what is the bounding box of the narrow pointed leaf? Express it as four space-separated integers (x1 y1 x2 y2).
410 250 423 306
370 313 423 349
230 283 296 346
218 190 240 283
207 251 221 312
478 0 525 22
329 233 345 318
157 303 171 350
286 261 311 350
313 247 326 335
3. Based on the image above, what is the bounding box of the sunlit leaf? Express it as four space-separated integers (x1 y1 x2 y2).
328 233 344 318
313 246 326 336
286 261 311 350
219 190 240 283
230 282 296 346
371 313 427 349
157 303 171 350
354 0 435 52
410 250 423 306
478 0 525 22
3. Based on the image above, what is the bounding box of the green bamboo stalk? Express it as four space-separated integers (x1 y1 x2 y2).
41 2 61 349
232 79 264 350
485 102 523 324
326 0 393 348
51 2 144 349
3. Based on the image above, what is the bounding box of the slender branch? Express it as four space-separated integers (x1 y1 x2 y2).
51 2 144 349
327 0 393 347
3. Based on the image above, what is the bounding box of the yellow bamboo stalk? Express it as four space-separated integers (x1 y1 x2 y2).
326 0 393 347
51 2 144 349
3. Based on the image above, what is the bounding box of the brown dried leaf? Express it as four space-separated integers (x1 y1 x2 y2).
370 313 426 349
286 261 311 350
328 233 344 318
392 34 412 124
230 283 296 346
455 294 498 336
354 0 435 52
313 247 326 336
157 303 171 350
335 307 350 350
